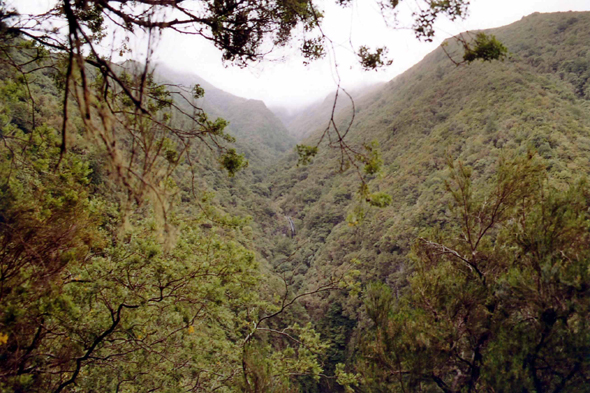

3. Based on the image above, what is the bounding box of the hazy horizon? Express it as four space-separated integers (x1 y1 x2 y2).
13 0 590 110
153 1 590 110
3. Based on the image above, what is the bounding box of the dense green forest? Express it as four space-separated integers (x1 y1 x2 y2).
2 3 590 392
262 11 590 392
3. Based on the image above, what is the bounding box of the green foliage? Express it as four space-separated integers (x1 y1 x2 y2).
357 46 393 71
463 32 508 63
334 363 361 393
364 282 393 328
302 37 326 65
413 0 470 41
0 125 107 391
49 216 260 392
295 144 319 166
192 83 205 99
0 35 329 393
219 148 249 177
367 191 392 207
359 154 590 392
358 140 383 175
242 323 331 392
346 203 366 226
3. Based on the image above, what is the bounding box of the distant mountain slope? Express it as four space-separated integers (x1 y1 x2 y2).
154 63 295 165
262 10 590 323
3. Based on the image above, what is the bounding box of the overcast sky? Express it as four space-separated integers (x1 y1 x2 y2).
13 0 590 109
152 0 590 109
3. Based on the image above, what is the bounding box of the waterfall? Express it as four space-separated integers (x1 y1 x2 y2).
285 216 295 238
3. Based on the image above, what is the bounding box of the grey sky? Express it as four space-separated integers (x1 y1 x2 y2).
152 0 590 109
12 0 590 109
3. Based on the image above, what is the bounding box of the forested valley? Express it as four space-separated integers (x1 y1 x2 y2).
2 5 590 393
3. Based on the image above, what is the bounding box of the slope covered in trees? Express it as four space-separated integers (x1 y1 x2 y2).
258 11 590 391
0 37 329 392
154 63 295 165
268 10 590 290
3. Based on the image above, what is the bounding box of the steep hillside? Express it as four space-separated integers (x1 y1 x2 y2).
271 9 590 284
110 62 295 264
155 63 296 165
258 11 590 387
